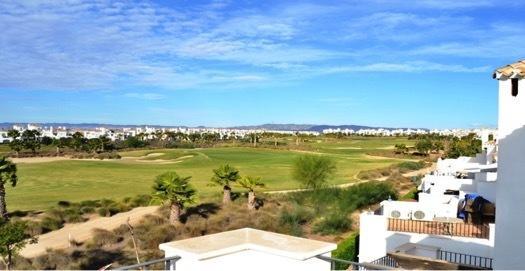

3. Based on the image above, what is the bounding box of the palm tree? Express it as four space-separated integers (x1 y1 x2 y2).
152 172 196 225
210 164 240 204
238 176 265 210
0 157 17 220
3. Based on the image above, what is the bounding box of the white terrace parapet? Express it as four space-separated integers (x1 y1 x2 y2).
159 228 336 271
358 212 495 264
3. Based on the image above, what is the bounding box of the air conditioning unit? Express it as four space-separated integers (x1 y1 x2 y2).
390 210 401 218
413 210 426 220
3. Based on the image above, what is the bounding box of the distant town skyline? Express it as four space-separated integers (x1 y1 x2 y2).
2 0 523 128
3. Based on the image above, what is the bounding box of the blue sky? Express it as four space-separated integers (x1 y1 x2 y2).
1 0 524 128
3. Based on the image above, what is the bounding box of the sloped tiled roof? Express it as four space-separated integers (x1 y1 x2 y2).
493 60 525 79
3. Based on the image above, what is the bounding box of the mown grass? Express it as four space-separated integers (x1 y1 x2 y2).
7 137 415 211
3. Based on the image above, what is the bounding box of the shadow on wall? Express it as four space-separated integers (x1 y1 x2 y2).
494 125 525 269
385 232 493 259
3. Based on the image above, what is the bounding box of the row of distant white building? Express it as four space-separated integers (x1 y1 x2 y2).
322 127 497 138
0 123 495 144
0 124 321 143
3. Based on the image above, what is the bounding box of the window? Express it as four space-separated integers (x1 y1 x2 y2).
511 78 519 96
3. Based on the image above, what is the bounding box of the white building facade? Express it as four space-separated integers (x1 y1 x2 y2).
493 60 525 269
359 60 525 270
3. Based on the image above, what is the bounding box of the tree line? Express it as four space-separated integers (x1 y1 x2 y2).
7 130 115 156
397 133 483 158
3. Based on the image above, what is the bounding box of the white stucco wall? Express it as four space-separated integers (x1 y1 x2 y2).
494 77 525 269
162 248 332 271
359 213 495 263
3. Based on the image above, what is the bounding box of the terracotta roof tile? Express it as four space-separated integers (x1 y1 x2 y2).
494 60 525 79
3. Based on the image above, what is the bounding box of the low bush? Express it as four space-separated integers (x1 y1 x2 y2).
401 187 419 201
40 216 64 233
63 208 87 223
313 213 352 235
90 228 121 247
31 249 74 270
278 204 313 236
135 224 177 250
397 161 426 173
128 194 152 208
332 233 359 270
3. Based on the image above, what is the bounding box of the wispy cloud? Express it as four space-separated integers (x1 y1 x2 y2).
124 92 165 100
320 61 490 74
0 0 522 91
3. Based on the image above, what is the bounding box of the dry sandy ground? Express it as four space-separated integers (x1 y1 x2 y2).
20 206 159 258
11 157 75 164
10 154 193 164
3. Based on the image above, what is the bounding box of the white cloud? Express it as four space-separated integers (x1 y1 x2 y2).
318 61 490 74
0 0 521 91
124 93 165 100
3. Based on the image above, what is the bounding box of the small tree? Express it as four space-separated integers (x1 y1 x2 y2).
70 132 85 152
238 176 265 210
292 155 336 189
210 164 240 204
394 144 408 154
21 130 41 154
40 136 53 146
152 172 196 225
415 139 432 155
0 220 35 270
6 131 21 157
0 157 17 220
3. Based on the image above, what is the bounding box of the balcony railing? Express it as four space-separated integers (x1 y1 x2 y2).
369 255 399 268
438 250 493 269
315 255 396 270
114 256 181 270
388 218 490 239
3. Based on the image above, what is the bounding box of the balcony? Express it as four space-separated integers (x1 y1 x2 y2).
388 218 490 239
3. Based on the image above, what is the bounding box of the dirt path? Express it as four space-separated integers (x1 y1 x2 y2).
20 206 159 258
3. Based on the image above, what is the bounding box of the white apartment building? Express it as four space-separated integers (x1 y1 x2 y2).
358 60 524 270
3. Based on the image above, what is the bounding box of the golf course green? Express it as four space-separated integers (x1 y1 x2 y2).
6 137 414 211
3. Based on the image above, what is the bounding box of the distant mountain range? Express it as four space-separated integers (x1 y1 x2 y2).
0 122 428 132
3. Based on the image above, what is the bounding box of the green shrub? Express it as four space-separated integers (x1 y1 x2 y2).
40 216 64 233
79 200 101 208
279 205 313 224
128 194 152 207
57 201 71 208
278 205 313 237
397 161 425 173
401 188 419 201
80 206 96 214
313 213 352 235
332 233 359 270
63 208 87 223
25 220 43 236
97 205 122 217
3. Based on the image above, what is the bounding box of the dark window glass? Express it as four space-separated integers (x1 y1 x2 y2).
511 78 519 97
